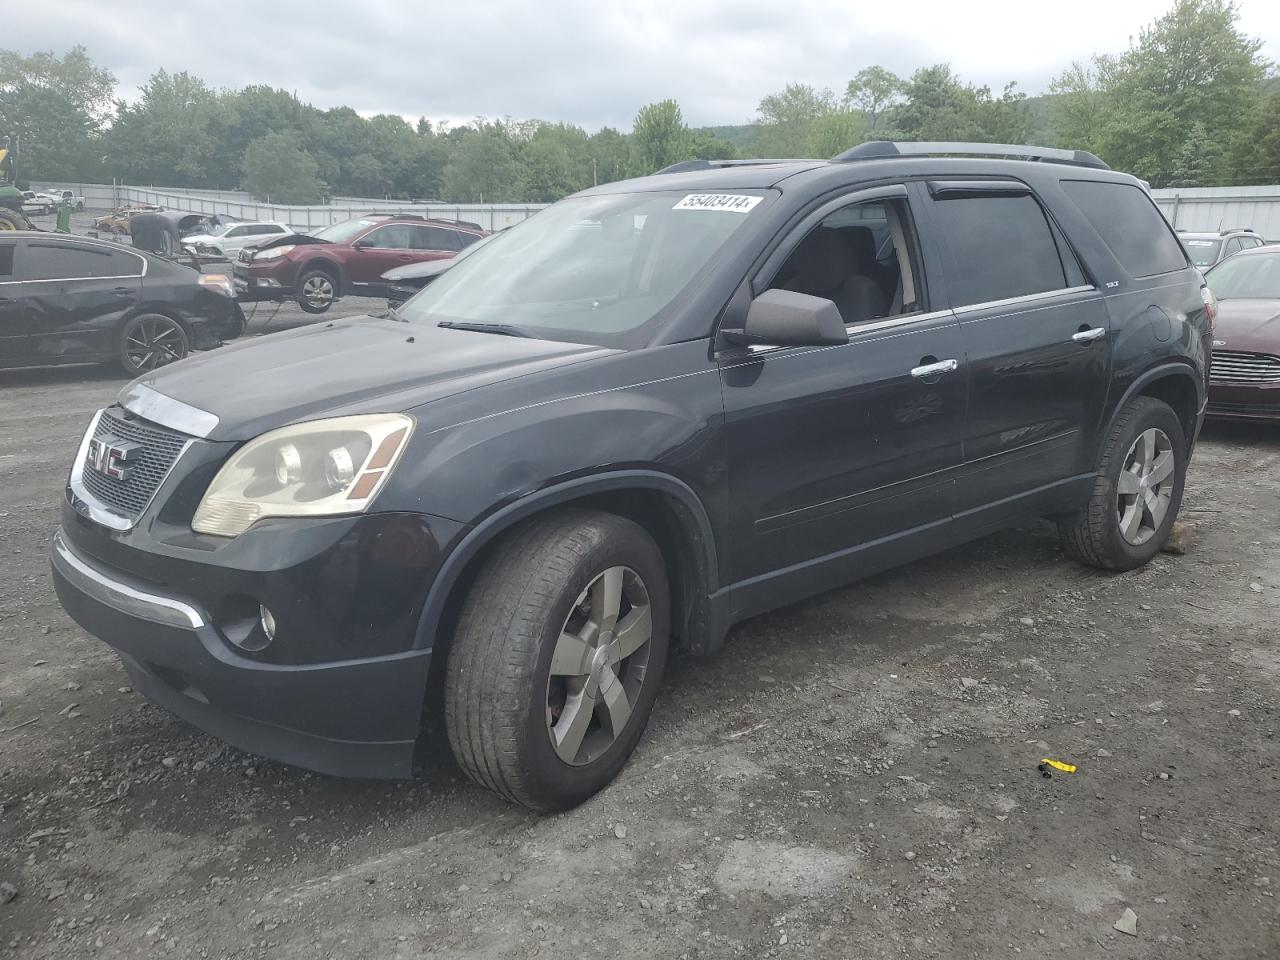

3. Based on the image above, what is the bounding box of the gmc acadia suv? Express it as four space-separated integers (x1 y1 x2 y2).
52 141 1212 811
232 213 486 313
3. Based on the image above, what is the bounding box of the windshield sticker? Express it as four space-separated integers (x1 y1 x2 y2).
673 193 762 214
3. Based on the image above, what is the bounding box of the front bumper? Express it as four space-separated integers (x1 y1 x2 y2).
232 262 294 302
1207 381 1280 421
51 528 435 778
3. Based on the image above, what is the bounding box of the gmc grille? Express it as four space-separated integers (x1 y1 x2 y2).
78 408 190 520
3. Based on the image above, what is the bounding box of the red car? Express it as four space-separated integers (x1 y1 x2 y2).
1203 243 1280 421
232 214 486 314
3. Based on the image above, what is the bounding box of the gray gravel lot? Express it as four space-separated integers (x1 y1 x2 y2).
0 211 1278 959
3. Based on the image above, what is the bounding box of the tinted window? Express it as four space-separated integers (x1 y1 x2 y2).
363 224 414 249
1062 180 1187 278
248 224 284 236
27 244 120 280
415 226 462 251
456 232 482 249
225 226 248 238
931 194 1067 306
111 249 144 277
0 243 14 279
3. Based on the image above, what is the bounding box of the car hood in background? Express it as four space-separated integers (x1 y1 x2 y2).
125 317 614 441
382 259 454 282
1213 299 1280 352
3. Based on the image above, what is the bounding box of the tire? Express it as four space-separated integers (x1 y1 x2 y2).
296 268 337 314
118 313 189 376
1058 396 1187 571
445 509 670 811
0 208 28 231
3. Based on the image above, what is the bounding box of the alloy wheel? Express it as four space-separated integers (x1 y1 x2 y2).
546 566 653 766
302 275 334 307
1116 427 1174 546
124 317 186 371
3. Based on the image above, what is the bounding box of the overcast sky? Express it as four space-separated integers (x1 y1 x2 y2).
9 0 1280 130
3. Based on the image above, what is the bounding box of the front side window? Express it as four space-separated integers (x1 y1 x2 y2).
398 190 765 345
931 194 1068 307
362 224 414 249
1062 180 1187 278
768 197 922 324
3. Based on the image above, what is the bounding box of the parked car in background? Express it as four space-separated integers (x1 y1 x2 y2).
382 227 503 308
36 189 86 211
1179 228 1265 269
50 141 1210 812
182 220 292 260
1203 244 1280 420
20 191 52 215
0 232 244 375
232 213 486 313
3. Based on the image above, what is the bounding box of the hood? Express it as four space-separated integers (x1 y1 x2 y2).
1213 299 1280 351
182 233 219 245
126 316 615 441
383 259 453 282
254 233 329 252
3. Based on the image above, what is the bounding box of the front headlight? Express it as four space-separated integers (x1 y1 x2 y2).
253 244 296 261
192 414 414 537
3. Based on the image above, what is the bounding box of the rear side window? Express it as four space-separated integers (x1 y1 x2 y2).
931 194 1068 307
415 226 463 251
456 231 482 250
25 244 120 280
1062 180 1187 278
0 243 14 279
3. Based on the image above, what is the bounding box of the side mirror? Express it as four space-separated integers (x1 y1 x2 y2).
725 289 848 348
353 238 374 249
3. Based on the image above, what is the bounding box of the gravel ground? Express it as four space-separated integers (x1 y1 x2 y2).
1 211 1278 958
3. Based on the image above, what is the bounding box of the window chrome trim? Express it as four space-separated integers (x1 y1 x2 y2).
0 232 148 283
52 530 206 630
952 285 1097 317
743 308 956 354
66 407 196 531
118 383 220 439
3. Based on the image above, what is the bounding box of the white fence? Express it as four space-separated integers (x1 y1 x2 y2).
28 181 549 233
1150 184 1280 241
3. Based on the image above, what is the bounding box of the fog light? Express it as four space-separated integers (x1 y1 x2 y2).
260 605 277 642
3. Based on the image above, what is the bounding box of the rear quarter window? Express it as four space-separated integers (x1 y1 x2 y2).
1061 180 1187 278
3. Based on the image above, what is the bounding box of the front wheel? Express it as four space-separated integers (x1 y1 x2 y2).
445 509 670 811
1058 396 1187 570
119 313 189 375
296 269 337 314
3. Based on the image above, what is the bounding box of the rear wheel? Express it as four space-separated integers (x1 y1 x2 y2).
296 269 337 314
1058 396 1186 570
445 509 670 811
119 313 189 375
0 208 29 231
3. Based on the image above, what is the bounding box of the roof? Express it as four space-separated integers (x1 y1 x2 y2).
1177 228 1260 238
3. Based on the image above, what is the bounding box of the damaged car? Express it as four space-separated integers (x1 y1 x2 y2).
232 213 485 313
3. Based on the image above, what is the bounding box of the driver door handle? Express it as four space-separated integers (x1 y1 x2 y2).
910 358 959 379
1072 326 1107 344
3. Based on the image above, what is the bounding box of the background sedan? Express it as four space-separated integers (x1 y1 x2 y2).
1204 244 1280 421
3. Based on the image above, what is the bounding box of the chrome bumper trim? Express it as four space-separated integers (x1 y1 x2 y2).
119 383 219 439
52 531 207 630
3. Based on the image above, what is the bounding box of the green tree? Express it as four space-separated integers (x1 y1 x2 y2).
1051 0 1267 185
587 127 633 185
519 122 592 202
241 132 324 203
845 66 904 135
0 45 115 181
752 83 837 156
631 100 690 173
441 120 523 202
1226 93 1280 184
106 70 221 185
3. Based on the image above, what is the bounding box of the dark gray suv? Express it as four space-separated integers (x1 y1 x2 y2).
52 141 1212 811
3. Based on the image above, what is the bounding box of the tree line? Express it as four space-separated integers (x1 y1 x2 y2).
1 0 1276 205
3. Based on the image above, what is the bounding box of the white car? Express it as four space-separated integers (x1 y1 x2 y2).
20 191 53 215
182 221 293 259
36 189 85 210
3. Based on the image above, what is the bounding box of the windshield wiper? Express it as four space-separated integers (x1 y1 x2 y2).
437 320 531 338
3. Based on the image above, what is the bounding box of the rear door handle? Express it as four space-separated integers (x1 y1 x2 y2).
910 358 959 379
112 286 133 296
1072 327 1107 344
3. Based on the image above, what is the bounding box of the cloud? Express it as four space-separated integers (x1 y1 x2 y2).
7 0 1280 131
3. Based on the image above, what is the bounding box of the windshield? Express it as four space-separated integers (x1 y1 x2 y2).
314 218 380 244
1181 238 1222 267
397 190 766 345
1206 252 1280 299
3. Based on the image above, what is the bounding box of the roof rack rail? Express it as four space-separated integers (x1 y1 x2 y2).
832 140 1110 170
1220 227 1259 235
655 157 824 175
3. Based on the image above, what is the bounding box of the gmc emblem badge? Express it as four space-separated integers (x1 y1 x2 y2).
85 435 140 481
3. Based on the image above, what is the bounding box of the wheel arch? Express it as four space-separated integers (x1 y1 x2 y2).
296 256 343 296
414 471 724 663
1107 361 1204 449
